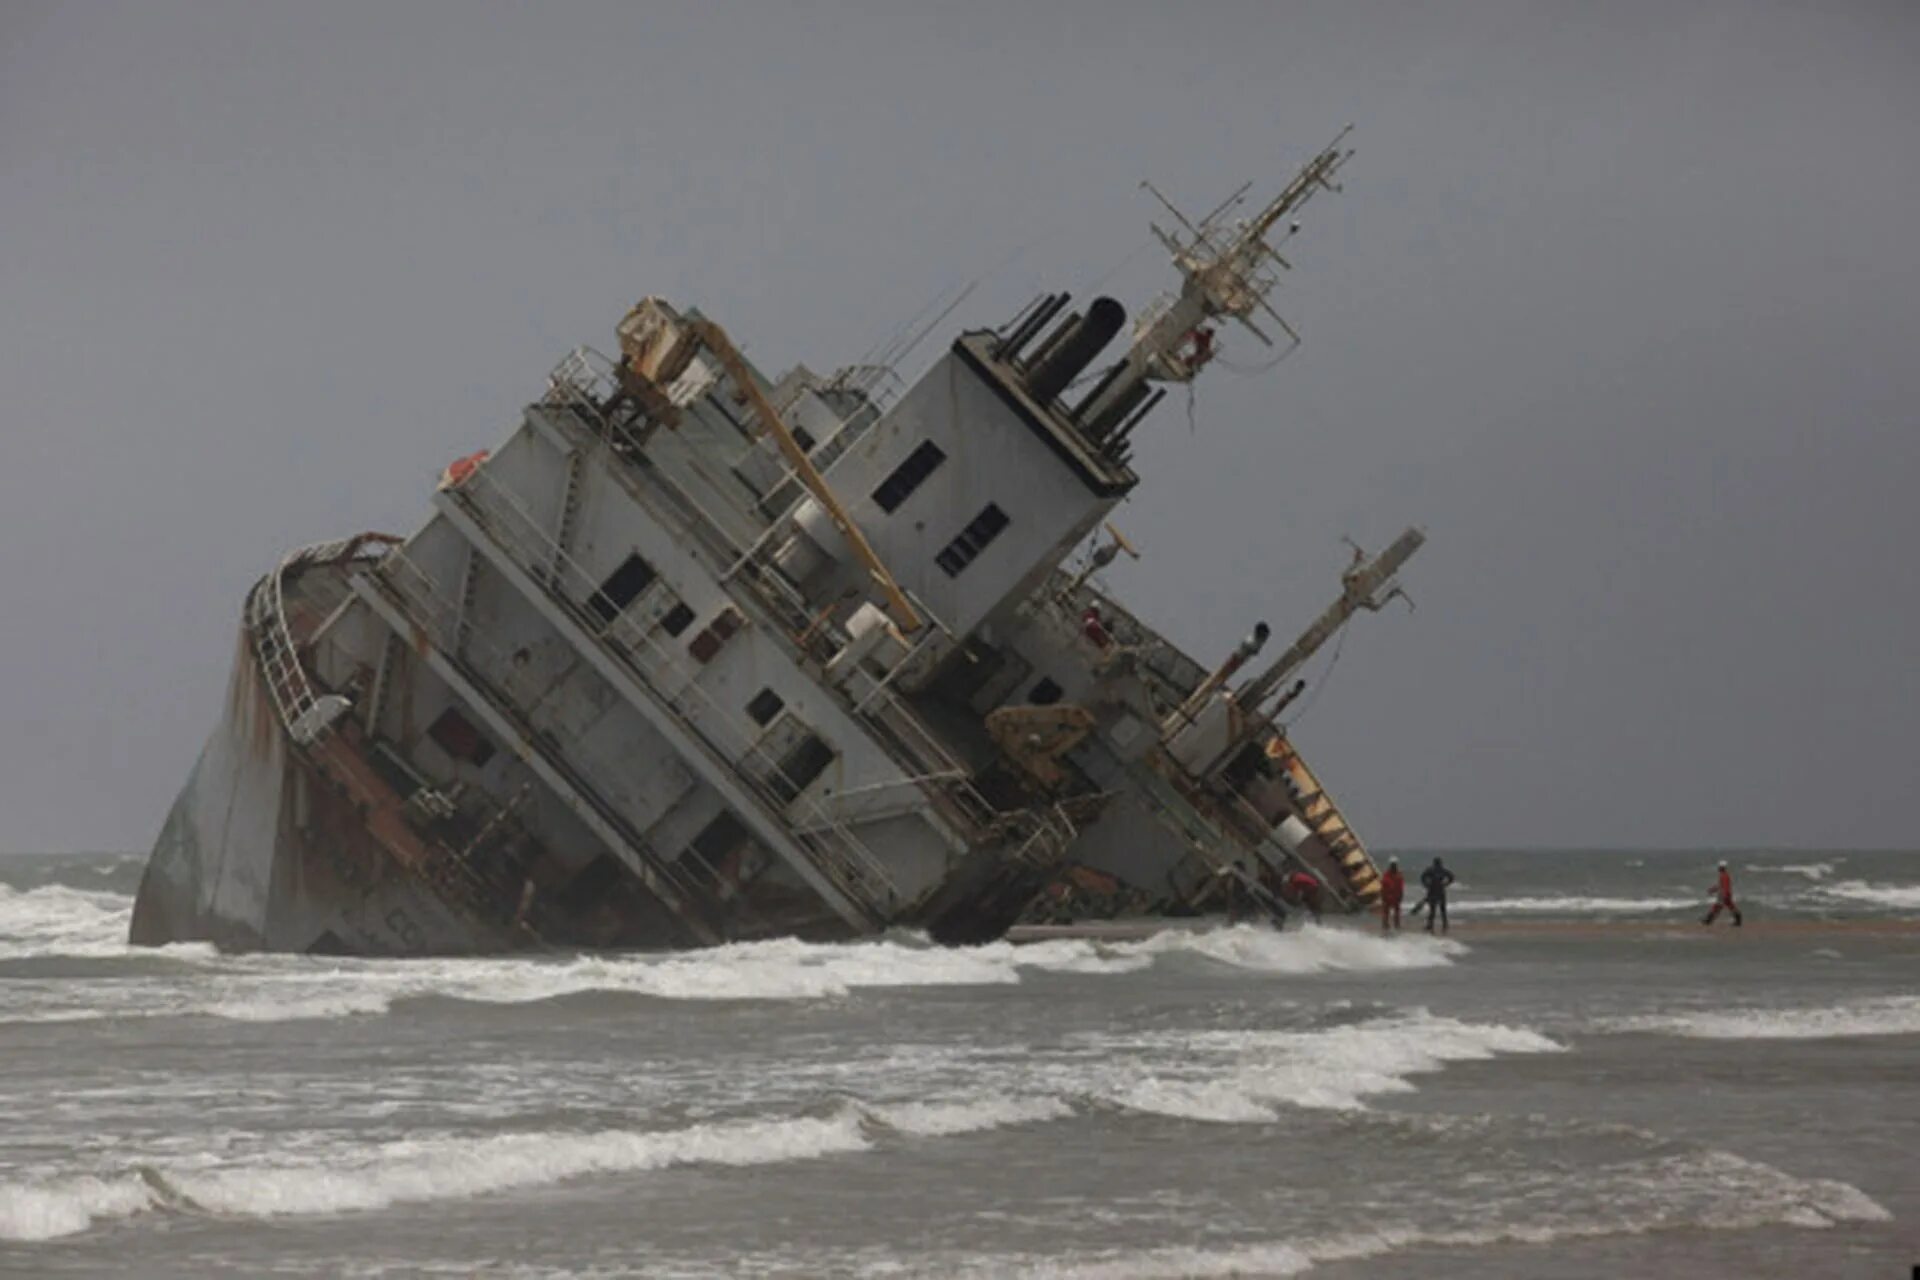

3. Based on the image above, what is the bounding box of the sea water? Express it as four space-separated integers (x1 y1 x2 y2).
1 849 1915 1277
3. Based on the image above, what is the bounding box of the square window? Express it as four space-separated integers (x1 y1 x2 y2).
589 553 657 623
872 441 948 513
935 503 1010 577
769 733 835 804
660 601 696 637
746 688 786 727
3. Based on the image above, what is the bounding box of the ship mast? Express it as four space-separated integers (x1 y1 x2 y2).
1077 127 1354 431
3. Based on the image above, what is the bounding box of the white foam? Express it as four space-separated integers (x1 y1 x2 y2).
203 989 397 1022
0 922 1459 1029
1756 861 1835 882
1077 1010 1563 1119
0 1174 155 1242
1119 923 1465 974
173 1112 868 1220
0 1099 1077 1241
1005 1241 1315 1278
1463 894 1698 915
1610 995 1920 1040
1815 879 1920 910
0 884 133 958
868 1095 1073 1137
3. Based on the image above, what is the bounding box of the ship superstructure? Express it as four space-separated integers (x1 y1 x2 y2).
132 133 1423 955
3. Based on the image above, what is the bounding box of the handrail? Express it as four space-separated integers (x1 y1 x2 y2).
245 534 398 746
687 318 923 634
239 532 528 937
362 554 724 937
440 467 901 915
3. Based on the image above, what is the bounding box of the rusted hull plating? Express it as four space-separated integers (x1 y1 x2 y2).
131 626 514 955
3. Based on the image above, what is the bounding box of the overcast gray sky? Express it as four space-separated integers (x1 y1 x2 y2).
3 2 1916 854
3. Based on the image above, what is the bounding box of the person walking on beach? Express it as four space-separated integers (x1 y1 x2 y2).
1701 859 1743 927
1378 858 1405 932
1420 856 1455 933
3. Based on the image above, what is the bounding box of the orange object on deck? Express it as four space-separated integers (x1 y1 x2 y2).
439 450 491 489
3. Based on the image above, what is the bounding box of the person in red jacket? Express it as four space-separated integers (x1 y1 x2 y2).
1701 860 1743 927
1283 870 1324 923
1378 858 1406 932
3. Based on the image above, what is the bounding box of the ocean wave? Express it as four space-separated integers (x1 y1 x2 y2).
1121 924 1463 973
1072 1010 1563 1119
0 1173 156 1243
0 1092 1090 1242
1461 894 1700 915
865 1095 1073 1137
1754 861 1836 882
1606 994 1920 1040
1813 879 1920 910
0 1112 871 1240
0 925 1462 1027
0 884 134 959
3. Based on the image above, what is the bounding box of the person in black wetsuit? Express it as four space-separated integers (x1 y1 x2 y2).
1420 857 1456 933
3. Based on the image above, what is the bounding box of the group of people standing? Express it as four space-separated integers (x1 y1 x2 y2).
1376 856 1455 933
1230 854 1746 934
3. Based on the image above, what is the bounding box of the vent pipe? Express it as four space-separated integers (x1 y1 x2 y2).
1027 297 1126 404
999 293 1068 363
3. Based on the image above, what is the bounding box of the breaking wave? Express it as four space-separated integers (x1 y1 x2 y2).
0 924 1461 1026
0 884 132 959
1755 861 1836 882
1813 879 1920 910
1122 924 1463 973
0 1093 1089 1242
0 1175 156 1244
1461 894 1699 916
0 1006 1553 1241
0 1112 871 1240
1067 1010 1562 1119
866 1095 1074 1137
1607 995 1920 1040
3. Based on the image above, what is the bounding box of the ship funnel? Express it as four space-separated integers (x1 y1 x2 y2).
1026 296 1126 405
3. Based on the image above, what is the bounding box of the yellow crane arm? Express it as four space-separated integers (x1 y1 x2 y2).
685 319 923 635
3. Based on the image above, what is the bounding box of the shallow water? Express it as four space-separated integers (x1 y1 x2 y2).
2 849 1916 1277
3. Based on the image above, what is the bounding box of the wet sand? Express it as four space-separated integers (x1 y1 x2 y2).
1009 916 1920 943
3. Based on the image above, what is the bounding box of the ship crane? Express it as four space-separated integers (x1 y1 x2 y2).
1220 527 1426 767
685 318 925 637
1063 521 1140 597
1077 127 1355 433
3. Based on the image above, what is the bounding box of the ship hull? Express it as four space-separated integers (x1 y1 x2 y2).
131 628 515 955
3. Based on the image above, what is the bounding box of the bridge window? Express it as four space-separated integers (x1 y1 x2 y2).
660 601 696 637
769 733 835 804
746 688 786 727
589 553 657 623
935 503 1010 577
872 441 947 513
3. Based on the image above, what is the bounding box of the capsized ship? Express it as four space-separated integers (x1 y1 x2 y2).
132 132 1423 955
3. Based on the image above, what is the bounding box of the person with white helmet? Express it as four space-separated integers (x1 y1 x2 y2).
1702 859 1743 927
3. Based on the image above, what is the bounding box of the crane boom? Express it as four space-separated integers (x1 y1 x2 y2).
686 319 924 635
